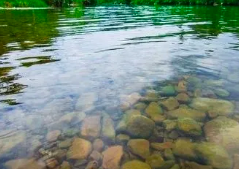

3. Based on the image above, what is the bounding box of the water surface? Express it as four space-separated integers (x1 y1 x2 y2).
0 6 239 169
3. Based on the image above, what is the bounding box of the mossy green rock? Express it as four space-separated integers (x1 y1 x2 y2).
204 116 239 154
146 154 164 168
227 73 239 83
161 97 179 111
127 139 150 159
116 109 141 132
126 115 155 139
145 102 163 117
164 149 175 160
163 120 177 131
157 161 175 169
187 76 202 88
122 160 151 169
190 98 234 117
194 142 232 169
182 162 212 169
161 85 176 96
177 118 202 136
170 164 180 169
204 80 224 87
166 107 206 122
134 102 147 110
173 139 197 160
214 88 230 97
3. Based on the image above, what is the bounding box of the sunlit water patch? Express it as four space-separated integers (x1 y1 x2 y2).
0 6 239 169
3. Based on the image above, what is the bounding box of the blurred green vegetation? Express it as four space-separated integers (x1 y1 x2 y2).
0 0 238 7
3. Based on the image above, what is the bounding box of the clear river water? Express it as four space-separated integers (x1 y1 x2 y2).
0 6 239 169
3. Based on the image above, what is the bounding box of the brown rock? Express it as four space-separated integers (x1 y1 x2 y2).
151 142 174 151
177 80 187 92
89 150 102 162
86 161 98 169
176 93 190 103
102 146 123 169
67 138 92 160
93 139 104 152
127 139 150 159
46 130 61 142
45 158 59 169
60 161 71 169
5 158 46 169
81 116 101 139
234 154 239 169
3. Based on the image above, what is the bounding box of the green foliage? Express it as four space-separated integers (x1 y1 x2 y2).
0 0 48 7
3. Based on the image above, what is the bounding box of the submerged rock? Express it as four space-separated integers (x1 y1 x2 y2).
116 109 141 132
177 118 202 136
89 150 102 162
45 158 59 169
142 90 159 101
204 116 239 154
127 139 150 159
172 139 196 160
227 73 239 83
58 139 72 149
164 149 175 160
151 142 174 151
161 85 176 96
173 139 232 169
146 154 164 168
5 158 45 169
81 115 101 139
177 80 187 92
86 161 98 169
233 154 239 169
145 102 165 123
163 120 177 131
116 134 130 145
176 93 190 103
46 130 61 142
214 88 230 97
194 142 232 169
134 102 147 110
126 115 155 139
93 139 104 152
161 97 179 111
190 98 234 117
182 162 212 169
67 138 92 160
0 130 26 158
101 113 115 142
122 160 151 169
145 102 163 115
102 146 123 169
60 161 71 169
166 107 206 121
120 93 141 110
75 92 97 111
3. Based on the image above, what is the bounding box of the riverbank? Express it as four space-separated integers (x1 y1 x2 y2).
0 0 238 7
